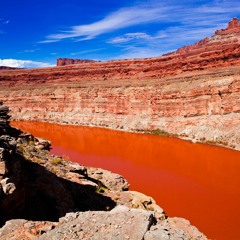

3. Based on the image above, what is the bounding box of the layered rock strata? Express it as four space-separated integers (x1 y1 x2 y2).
0 18 240 149
57 58 98 66
0 103 206 239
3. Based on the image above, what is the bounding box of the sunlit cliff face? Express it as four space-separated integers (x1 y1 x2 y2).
1 19 240 150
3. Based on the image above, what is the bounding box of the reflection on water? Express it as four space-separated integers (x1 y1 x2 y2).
11 121 240 240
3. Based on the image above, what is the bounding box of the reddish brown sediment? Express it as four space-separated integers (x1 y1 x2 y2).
0 18 240 149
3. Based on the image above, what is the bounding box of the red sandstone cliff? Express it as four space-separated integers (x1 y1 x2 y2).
57 58 98 66
0 18 240 149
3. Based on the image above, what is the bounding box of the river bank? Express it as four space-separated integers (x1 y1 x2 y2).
0 103 207 239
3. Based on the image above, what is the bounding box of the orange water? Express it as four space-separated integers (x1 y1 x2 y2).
11 121 240 240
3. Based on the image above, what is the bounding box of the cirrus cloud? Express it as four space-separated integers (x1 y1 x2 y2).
40 0 240 45
40 3 176 43
108 32 152 44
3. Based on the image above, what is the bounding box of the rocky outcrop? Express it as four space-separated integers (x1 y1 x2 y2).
0 19 240 149
57 58 98 66
215 17 240 35
0 104 11 134
0 101 117 227
0 102 207 239
0 207 206 240
174 17 240 56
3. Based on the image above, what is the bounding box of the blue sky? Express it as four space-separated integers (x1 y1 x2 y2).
0 0 239 68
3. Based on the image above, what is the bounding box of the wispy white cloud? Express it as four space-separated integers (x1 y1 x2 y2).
38 39 61 44
0 18 10 24
0 18 7 34
41 0 239 45
109 25 220 59
108 32 152 44
70 48 105 56
0 59 52 68
38 0 240 60
18 49 40 54
41 3 175 43
23 49 39 53
105 0 240 59
117 46 166 60
112 21 237 59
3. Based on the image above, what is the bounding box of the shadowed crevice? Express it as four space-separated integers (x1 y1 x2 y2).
0 154 116 227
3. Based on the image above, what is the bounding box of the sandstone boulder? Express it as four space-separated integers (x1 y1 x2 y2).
145 217 207 240
39 206 155 240
87 167 130 191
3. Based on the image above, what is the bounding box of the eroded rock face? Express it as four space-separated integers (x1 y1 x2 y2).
215 17 240 35
57 58 98 66
40 206 155 240
0 102 117 227
145 217 206 240
174 17 240 56
0 19 240 149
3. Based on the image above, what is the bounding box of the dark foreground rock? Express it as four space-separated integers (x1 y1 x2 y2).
0 102 207 239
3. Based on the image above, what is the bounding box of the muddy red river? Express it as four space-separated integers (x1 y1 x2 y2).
11 121 240 240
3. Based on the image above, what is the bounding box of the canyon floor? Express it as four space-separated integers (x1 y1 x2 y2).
0 103 207 239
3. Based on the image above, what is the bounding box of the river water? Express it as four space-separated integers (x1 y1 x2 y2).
11 121 240 240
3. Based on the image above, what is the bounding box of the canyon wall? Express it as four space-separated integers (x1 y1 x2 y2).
0 18 240 149
56 58 98 66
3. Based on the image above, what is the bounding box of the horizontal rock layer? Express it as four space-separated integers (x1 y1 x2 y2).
57 58 98 66
0 18 240 149
0 66 239 149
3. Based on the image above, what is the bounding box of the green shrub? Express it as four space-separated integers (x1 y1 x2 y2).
32 156 41 163
51 157 62 165
96 184 107 193
137 128 171 137
17 145 24 153
29 140 35 145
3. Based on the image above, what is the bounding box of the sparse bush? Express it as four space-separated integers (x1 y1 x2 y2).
203 139 228 147
17 145 24 153
29 140 35 146
50 167 57 174
96 184 107 193
150 129 170 136
136 128 171 137
51 157 62 165
32 156 41 163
